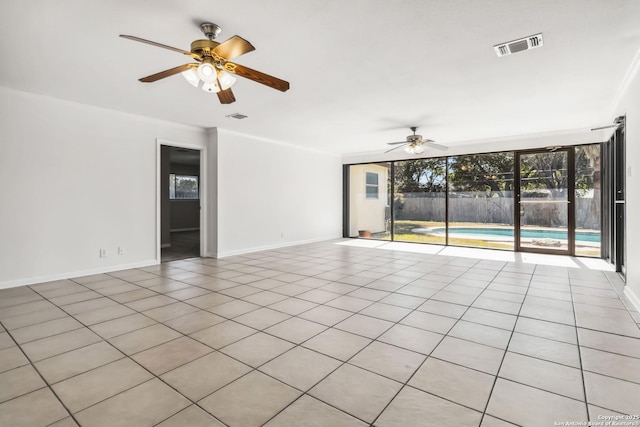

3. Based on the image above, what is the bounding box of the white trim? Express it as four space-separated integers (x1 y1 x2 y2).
624 286 640 313
215 235 340 259
156 138 208 262
0 259 158 290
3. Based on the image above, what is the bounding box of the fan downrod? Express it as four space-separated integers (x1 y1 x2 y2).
200 22 222 40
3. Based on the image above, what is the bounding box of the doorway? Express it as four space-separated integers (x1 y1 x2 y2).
515 148 575 255
159 144 203 262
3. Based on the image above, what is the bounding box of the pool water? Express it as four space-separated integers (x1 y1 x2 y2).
429 227 600 243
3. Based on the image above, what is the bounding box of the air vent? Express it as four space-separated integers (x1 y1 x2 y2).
226 113 248 120
494 33 543 57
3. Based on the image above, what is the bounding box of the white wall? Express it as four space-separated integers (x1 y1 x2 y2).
0 87 207 287
614 57 640 310
215 129 342 257
349 164 388 236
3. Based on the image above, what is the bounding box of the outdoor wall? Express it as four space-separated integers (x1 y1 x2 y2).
349 164 389 236
215 129 342 257
0 87 207 287
614 54 640 310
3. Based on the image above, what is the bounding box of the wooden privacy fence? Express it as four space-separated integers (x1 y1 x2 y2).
394 192 600 229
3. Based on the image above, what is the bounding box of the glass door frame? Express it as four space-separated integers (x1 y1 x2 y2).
514 147 576 255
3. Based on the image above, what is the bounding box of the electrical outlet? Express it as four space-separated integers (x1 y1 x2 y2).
99 249 107 258
118 247 125 255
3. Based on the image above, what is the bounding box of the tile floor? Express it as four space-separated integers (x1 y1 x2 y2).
1 239 639 427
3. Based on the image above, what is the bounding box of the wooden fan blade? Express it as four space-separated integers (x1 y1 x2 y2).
139 63 196 83
120 35 201 60
385 144 406 153
213 36 255 60
217 87 236 104
228 63 290 92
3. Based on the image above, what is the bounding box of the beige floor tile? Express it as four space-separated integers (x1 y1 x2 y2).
163 310 225 334
299 305 353 326
48 290 101 306
264 394 366 427
0 332 14 350
409 357 494 411
242 290 289 306
35 341 124 384
431 336 504 375
399 311 457 334
480 415 519 426
110 288 158 303
376 386 483 427
296 289 341 304
125 295 176 311
379 293 426 309
0 346 29 373
378 324 443 355
74 304 136 325
142 302 200 322
219 284 263 298
334 314 394 339
207 300 261 318
520 297 576 326
265 317 327 344
573 303 640 338
0 299 55 319
89 313 156 339
268 298 318 315
53 358 153 412
109 324 182 355
200 370 300 427
49 417 79 427
1 307 68 330
11 316 83 344
189 320 257 349
417 299 467 318
0 388 69 427
161 352 251 401
221 332 294 367
309 364 402 423
486 378 587 427
165 287 211 301
234 307 290 330
75 379 190 427
359 303 412 322
514 317 578 344
185 292 235 309
349 341 425 383
587 404 637 422
347 288 390 302
62 297 118 315
157 405 225 427
499 352 584 400
581 347 640 384
449 321 512 349
326 295 374 312
462 307 517 330
303 328 371 361
578 328 640 359
133 336 212 375
508 332 580 368
21 328 101 361
0 365 46 403
260 346 342 391
472 297 521 315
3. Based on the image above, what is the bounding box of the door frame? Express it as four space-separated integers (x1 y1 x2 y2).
156 138 207 262
514 147 575 255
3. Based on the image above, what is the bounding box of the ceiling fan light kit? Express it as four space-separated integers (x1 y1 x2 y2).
120 21 290 104
385 126 448 154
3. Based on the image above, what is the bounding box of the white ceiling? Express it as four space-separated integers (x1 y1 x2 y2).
2 0 639 155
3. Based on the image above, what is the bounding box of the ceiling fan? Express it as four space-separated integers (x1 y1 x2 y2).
120 22 290 104
385 127 448 154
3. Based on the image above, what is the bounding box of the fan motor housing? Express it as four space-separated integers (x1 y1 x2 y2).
191 39 220 56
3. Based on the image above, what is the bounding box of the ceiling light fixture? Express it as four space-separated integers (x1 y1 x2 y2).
181 58 237 93
404 143 425 155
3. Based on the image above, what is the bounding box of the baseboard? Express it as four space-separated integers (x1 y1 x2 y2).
624 286 640 313
170 228 200 232
0 259 159 290
215 235 341 259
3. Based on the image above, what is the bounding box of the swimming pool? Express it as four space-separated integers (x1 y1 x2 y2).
425 227 600 243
